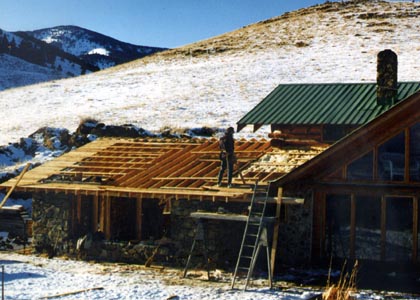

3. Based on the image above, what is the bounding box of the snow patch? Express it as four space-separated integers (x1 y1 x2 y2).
88 48 109 56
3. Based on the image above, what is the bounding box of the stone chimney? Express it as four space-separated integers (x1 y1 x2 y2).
377 49 398 105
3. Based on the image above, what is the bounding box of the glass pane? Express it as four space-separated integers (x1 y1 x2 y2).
347 151 373 180
326 194 351 259
386 197 413 262
409 123 420 182
378 131 405 181
355 196 381 260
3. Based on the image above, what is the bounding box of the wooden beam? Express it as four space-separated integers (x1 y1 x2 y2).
270 187 283 278
71 193 77 236
381 196 387 261
136 197 143 240
99 196 106 235
405 128 410 182
92 194 99 232
253 124 264 132
350 194 356 260
0 163 31 208
76 192 82 224
104 195 111 239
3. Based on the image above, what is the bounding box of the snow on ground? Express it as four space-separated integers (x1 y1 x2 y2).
0 252 321 300
2 252 418 300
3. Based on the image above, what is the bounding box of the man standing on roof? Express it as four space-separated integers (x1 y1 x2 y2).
217 127 235 188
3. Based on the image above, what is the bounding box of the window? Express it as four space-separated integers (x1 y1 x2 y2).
378 131 405 181
325 194 351 258
323 125 350 142
409 123 420 182
355 196 381 260
347 151 373 180
385 197 413 261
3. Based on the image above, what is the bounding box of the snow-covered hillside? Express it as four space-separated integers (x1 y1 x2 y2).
0 54 65 90
0 29 98 90
29 25 167 69
0 1 419 147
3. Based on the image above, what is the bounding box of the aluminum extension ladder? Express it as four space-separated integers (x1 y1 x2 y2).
231 181 272 290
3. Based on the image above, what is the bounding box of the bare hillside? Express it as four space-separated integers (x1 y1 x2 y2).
0 0 419 146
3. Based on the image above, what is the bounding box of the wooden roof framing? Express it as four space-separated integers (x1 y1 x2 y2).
0 137 327 202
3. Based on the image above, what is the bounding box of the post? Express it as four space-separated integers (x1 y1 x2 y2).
270 187 283 278
136 197 143 240
0 163 30 208
104 195 111 239
76 192 82 224
92 194 99 232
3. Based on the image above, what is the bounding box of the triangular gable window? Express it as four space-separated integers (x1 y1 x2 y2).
347 151 373 180
378 131 405 182
345 122 420 183
409 123 420 182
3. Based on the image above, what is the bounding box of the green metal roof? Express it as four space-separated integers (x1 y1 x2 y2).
237 82 420 131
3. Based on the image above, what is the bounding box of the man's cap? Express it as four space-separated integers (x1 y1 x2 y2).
227 127 234 133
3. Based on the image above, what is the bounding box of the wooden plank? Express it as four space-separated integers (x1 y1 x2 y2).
104 195 111 239
136 197 143 240
76 192 82 224
152 176 216 181
92 194 99 232
202 185 253 193
0 163 31 208
99 196 106 235
63 165 145 171
40 287 104 299
71 194 77 236
190 212 275 223
270 187 283 278
60 171 126 176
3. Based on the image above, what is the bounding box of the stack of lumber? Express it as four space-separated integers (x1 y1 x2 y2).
0 205 31 238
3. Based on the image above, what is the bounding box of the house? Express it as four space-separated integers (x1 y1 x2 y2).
237 50 420 144
0 136 323 266
1 50 419 284
235 50 420 282
272 89 420 264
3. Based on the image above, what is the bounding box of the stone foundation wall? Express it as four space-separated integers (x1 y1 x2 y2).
31 192 312 270
276 197 313 267
32 192 75 256
170 199 249 270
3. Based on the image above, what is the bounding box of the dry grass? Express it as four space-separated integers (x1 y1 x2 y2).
323 260 358 300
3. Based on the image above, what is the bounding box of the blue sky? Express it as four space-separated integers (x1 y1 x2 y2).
1 0 326 48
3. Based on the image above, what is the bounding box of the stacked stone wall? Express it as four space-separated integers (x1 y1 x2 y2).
32 192 75 257
31 193 312 270
170 199 249 270
276 198 313 267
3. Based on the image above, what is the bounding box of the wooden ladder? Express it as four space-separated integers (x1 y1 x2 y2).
231 181 272 290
